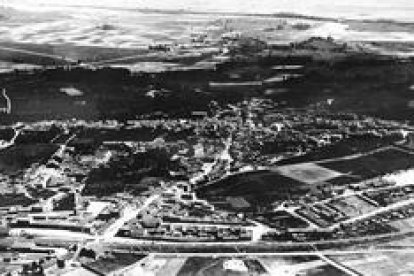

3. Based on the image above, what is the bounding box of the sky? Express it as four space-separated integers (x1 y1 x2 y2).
5 0 414 20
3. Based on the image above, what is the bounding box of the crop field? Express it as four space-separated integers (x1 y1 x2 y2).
258 256 348 276
320 148 414 181
274 163 343 185
330 252 414 276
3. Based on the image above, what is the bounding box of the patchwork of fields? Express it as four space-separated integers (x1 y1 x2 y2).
199 146 414 214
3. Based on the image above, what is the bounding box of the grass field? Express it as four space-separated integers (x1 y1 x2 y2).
258 256 348 276
197 170 310 210
274 163 343 185
84 253 146 275
320 148 414 180
330 252 414 276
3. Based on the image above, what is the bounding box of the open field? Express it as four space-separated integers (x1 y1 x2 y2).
0 7 218 50
151 257 188 276
3 3 414 52
389 217 414 232
176 256 267 276
124 255 353 276
320 148 414 180
198 147 414 211
330 252 414 276
258 256 348 276
277 135 402 166
274 163 343 185
117 252 414 276
197 170 310 210
83 253 146 275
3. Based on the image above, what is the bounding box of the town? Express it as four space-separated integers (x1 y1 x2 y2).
1 97 414 275
2 2 414 274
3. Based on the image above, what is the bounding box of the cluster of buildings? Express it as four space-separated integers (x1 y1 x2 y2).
1 97 414 274
0 123 127 241
363 184 414 206
333 203 414 238
118 184 252 242
263 177 414 243
178 98 405 169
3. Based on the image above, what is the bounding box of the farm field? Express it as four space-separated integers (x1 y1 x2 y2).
274 163 343 185
330 252 414 276
320 148 414 181
197 170 310 210
258 256 348 276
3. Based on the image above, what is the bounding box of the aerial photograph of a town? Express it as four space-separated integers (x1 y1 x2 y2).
2 0 414 275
